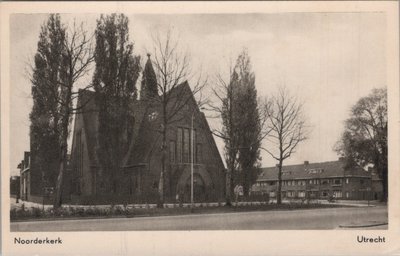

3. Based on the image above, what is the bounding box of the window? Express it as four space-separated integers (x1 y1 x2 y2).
346 192 350 198
287 191 295 198
112 180 117 193
333 179 342 185
321 191 329 197
322 179 329 185
333 190 342 198
152 181 158 189
177 128 183 163
268 181 276 186
346 178 349 184
169 141 176 163
175 126 197 163
196 144 202 163
183 128 190 163
309 180 312 184
298 191 306 198
269 191 276 197
129 176 134 195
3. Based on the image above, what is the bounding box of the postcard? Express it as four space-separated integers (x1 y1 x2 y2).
1 1 399 255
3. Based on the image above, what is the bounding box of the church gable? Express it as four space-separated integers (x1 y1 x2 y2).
70 80 225 202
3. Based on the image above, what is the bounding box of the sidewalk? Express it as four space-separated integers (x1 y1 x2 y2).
269 199 383 207
337 220 388 229
11 197 383 211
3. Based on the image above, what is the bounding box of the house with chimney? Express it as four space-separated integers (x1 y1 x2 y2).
67 55 225 204
252 159 382 200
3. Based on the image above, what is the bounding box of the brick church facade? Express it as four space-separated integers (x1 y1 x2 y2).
67 57 225 204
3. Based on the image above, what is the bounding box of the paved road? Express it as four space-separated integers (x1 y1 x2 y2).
11 206 387 231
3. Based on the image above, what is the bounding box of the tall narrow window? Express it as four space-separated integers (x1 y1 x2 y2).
192 130 196 163
129 176 134 195
169 141 176 163
80 140 84 177
196 144 202 163
177 128 183 163
183 128 190 163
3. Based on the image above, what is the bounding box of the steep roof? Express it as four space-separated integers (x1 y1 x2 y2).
122 81 207 167
258 160 371 181
75 81 222 170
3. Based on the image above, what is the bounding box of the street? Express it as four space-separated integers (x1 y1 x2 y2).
11 205 387 231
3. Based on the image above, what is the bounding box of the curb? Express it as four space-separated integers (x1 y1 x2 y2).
339 222 388 228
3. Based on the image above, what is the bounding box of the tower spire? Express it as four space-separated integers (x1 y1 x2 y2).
141 53 158 100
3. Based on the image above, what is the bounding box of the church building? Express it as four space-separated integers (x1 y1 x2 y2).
68 55 225 204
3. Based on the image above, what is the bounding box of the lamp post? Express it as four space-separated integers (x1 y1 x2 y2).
191 107 204 209
191 111 194 209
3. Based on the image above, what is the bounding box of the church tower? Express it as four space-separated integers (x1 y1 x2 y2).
140 53 158 100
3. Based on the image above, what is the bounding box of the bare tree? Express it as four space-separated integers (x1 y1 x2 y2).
261 87 308 205
149 30 207 207
52 20 95 208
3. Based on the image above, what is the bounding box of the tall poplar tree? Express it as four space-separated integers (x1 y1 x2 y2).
211 50 266 205
92 14 141 194
30 14 95 208
234 51 262 196
30 14 65 192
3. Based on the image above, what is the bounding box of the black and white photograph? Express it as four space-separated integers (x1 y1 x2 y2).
1 1 399 255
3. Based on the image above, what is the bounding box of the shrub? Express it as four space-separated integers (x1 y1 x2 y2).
10 208 17 219
32 207 43 218
113 205 124 215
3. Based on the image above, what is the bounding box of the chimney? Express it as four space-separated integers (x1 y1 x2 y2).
23 152 30 168
304 161 309 165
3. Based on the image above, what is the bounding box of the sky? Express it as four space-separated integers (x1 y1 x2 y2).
9 12 386 176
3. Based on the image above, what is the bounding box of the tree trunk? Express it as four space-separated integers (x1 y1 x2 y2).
53 65 73 209
276 162 283 205
381 167 388 202
158 114 167 208
225 168 232 206
53 159 65 208
53 111 70 209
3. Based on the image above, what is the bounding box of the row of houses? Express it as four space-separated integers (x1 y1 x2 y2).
251 159 383 200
